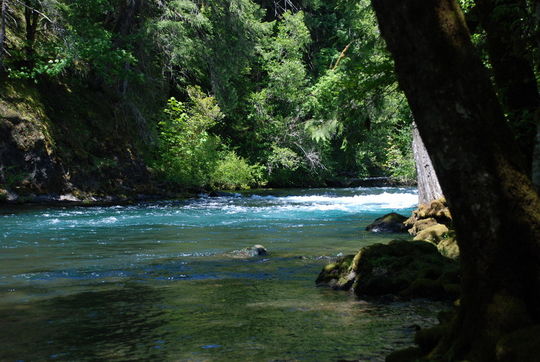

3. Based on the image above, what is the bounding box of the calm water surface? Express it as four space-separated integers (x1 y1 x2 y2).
0 187 446 361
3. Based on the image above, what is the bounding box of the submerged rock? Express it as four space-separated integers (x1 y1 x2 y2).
387 308 458 361
250 244 268 256
366 212 407 233
227 244 268 258
316 240 460 300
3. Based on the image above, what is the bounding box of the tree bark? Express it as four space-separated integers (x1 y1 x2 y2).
0 0 7 70
371 0 540 360
113 0 143 95
24 1 40 66
532 0 540 189
412 121 443 205
475 0 540 178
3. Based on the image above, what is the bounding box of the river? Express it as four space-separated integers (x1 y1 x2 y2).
0 187 445 361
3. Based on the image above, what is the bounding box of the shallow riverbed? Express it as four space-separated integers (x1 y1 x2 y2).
0 187 446 361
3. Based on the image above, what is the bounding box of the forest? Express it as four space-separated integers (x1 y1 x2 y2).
0 0 417 197
1 0 540 361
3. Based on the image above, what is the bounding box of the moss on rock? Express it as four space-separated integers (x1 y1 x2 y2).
408 217 438 235
315 254 356 290
413 224 449 243
405 198 460 259
366 212 408 233
405 198 452 229
316 240 460 300
352 241 460 299
437 237 459 260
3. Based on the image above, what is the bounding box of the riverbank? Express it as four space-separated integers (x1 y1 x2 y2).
0 177 415 207
0 189 193 207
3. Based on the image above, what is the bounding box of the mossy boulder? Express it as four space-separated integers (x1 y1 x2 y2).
405 198 460 259
437 237 460 260
404 198 452 230
315 254 356 290
351 241 460 299
416 198 452 222
408 217 438 235
316 241 460 300
366 212 408 233
413 224 449 243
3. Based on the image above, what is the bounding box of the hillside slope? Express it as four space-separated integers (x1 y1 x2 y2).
0 77 165 203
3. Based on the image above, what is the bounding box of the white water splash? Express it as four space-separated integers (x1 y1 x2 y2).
279 192 418 209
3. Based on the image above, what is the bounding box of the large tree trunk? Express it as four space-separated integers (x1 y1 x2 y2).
412 121 443 205
533 121 540 190
475 0 540 179
371 0 540 360
533 0 540 189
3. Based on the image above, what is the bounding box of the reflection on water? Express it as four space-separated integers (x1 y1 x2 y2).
0 187 446 361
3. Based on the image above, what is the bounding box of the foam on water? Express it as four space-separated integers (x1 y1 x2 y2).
277 192 418 209
2 187 418 232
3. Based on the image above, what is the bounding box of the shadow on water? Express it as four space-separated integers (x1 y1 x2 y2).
0 284 167 361
0 271 445 361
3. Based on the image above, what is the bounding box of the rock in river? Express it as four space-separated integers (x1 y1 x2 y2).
316 240 460 300
365 212 407 233
227 244 268 258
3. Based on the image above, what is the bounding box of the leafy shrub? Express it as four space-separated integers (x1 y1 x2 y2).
155 88 266 189
211 152 266 190
155 93 220 187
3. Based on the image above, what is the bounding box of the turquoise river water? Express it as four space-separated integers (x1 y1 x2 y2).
0 187 446 361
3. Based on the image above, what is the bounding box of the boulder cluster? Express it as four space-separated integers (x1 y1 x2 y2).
317 198 461 300
404 198 459 260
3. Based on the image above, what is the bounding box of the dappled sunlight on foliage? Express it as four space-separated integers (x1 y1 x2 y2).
154 87 265 190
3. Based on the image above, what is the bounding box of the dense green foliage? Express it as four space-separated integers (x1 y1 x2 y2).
1 0 417 190
4 0 139 81
155 87 265 189
2 0 539 192
151 0 416 187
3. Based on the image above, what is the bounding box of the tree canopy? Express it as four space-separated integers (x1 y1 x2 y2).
0 0 418 189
